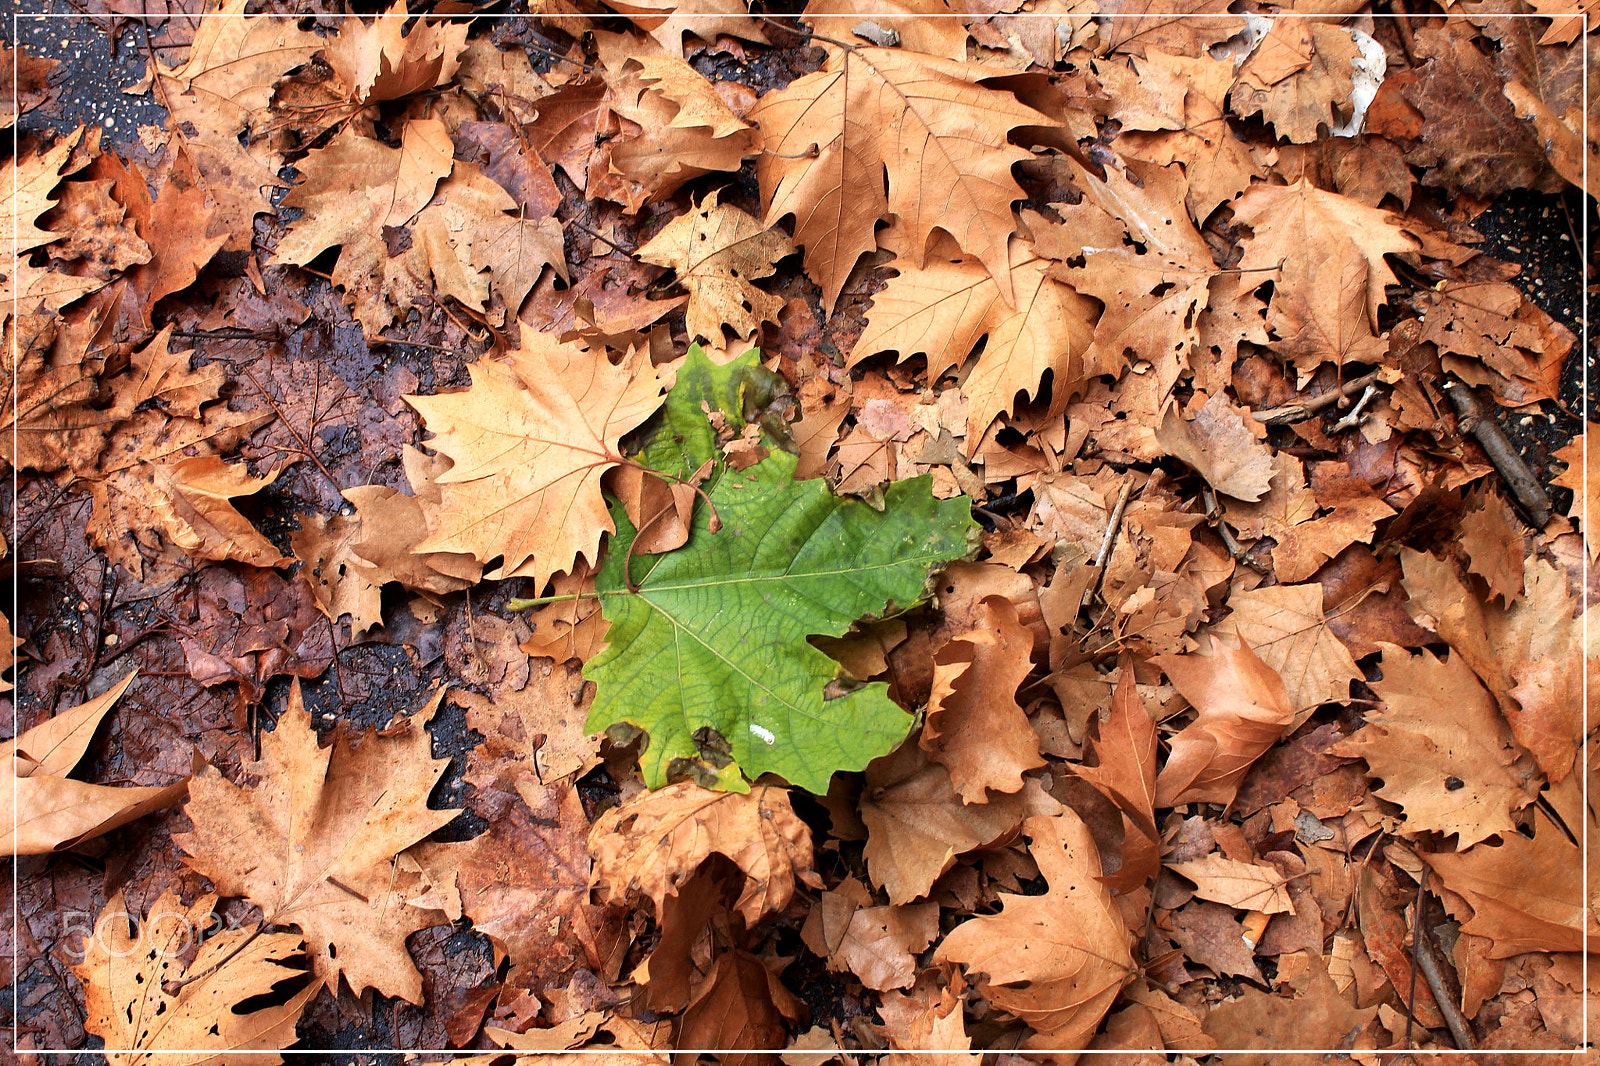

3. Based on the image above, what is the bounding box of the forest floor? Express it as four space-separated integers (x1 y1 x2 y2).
3 2 1596 1062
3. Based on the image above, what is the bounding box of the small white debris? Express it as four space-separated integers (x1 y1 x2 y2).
749 722 776 745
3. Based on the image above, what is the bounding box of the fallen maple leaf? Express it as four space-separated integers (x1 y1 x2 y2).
1424 774 1600 958
849 237 1101 446
1155 392 1275 502
799 877 940 991
290 512 385 643
934 811 1134 1050
91 455 286 572
155 0 324 250
4 671 190 855
752 45 1053 311
1229 22 1365 143
175 683 460 1003
1151 636 1295 808
635 190 795 345
318 0 468 106
341 445 484 596
860 740 1059 905
1200 951 1375 1062
1213 581 1363 720
406 333 668 585
584 448 973 792
1072 664 1161 893
1333 643 1533 847
1042 159 1219 397
1402 547 1582 782
1399 22 1558 199
589 781 821 927
74 890 320 1066
1230 178 1418 381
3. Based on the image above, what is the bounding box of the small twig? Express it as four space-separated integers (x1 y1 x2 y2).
1389 0 1420 66
566 219 634 257
1200 485 1271 574
1083 478 1135 607
1440 378 1553 527
1405 866 1425 1049
1415 928 1476 1048
1254 370 1383 426
1329 383 1378 432
520 40 594 71
752 12 859 51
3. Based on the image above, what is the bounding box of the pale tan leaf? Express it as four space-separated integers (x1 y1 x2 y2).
175 684 460 1003
1167 854 1296 914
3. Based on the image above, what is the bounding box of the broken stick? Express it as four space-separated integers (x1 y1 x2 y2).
1440 379 1553 528
1253 370 1383 426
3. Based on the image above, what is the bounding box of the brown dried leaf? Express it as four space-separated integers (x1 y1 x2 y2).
1333 644 1533 846
1155 393 1273 502
1403 548 1582 782
920 595 1043 801
934 811 1134 1050
290 512 385 643
74 891 320 1066
1213 582 1363 719
753 46 1051 311
1152 636 1295 808
175 683 460 1003
1424 774 1600 958
860 739 1059 904
636 191 795 344
1167 854 1295 914
407 334 667 584
1230 179 1418 381
589 782 820 927
849 239 1099 445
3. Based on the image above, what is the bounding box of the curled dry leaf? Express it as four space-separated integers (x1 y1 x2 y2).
1213 581 1363 720
589 782 821 927
3 670 191 856
1072 664 1161 894
860 740 1059 905
1151 636 1296 808
74 890 321 1066
1155 393 1274 502
934 811 1135 1050
799 877 939 992
175 683 461 1003
1424 773 1600 959
635 189 796 345
849 237 1102 445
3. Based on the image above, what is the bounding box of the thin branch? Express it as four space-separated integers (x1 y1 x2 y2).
1253 370 1383 426
1414 910 1477 1048
1440 378 1553 527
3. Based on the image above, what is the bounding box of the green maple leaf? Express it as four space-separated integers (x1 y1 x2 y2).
583 348 977 793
